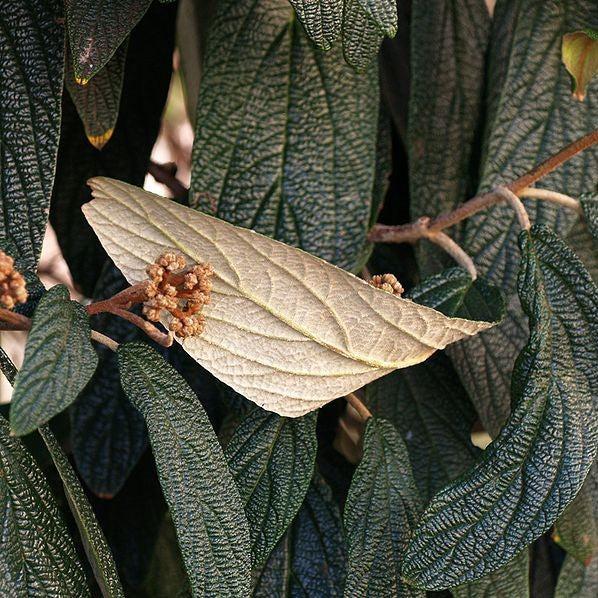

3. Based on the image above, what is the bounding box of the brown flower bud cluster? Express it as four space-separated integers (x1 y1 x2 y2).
142 252 214 338
0 251 28 309
369 273 404 297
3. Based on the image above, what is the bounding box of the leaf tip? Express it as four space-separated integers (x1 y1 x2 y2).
88 128 114 150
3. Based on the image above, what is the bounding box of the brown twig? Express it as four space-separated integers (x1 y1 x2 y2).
345 392 372 422
368 130 598 244
148 161 188 199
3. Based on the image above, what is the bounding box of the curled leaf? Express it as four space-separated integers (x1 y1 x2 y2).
562 29 598 101
83 177 493 417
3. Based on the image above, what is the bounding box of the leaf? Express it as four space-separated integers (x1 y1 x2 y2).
344 417 422 597
118 342 251 597
462 0 598 294
65 39 127 149
289 0 342 51
408 0 491 275
355 0 397 37
562 29 598 100
224 408 317 568
51 0 177 296
190 0 380 272
366 353 478 503
553 464 598 564
402 225 598 589
0 415 88 596
341 0 384 71
0 0 64 271
39 425 125 597
66 0 152 82
580 192 598 241
10 285 98 436
253 472 345 597
555 555 598 598
83 177 492 417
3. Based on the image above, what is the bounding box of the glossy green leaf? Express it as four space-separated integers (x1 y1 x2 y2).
39 426 125 597
289 0 342 50
0 415 88 596
408 0 491 275
65 39 127 150
366 353 478 503
253 472 345 597
190 0 380 272
341 0 384 71
118 342 251 597
580 192 598 241
344 417 422 597
462 0 598 294
554 464 598 564
10 285 98 436
402 226 598 589
0 0 64 270
66 0 152 81
51 1 177 297
225 408 317 568
555 555 598 598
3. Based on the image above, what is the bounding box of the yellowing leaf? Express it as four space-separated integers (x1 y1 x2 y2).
562 29 598 101
82 177 493 417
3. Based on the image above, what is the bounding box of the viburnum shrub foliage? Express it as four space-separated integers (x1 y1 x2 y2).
1 1 598 597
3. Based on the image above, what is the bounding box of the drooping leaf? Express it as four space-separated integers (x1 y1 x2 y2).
66 0 152 82
0 415 88 596
553 464 598 564
10 285 98 436
344 417 422 597
562 29 598 101
71 265 147 497
39 425 125 597
0 0 64 271
366 353 478 503
580 192 598 241
402 226 598 589
555 555 598 598
83 177 492 417
190 0 380 273
341 0 384 71
408 0 491 274
118 342 251 597
51 0 177 296
65 39 128 149
289 0 342 51
224 408 317 568
355 0 397 37
253 472 345 597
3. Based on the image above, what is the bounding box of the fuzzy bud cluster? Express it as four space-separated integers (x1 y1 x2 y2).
0 251 28 309
369 273 404 297
142 253 214 338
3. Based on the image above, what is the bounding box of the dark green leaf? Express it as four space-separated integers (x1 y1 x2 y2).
366 353 478 503
462 0 598 294
408 0 491 275
51 1 177 296
344 417 422 597
65 39 127 150
118 342 251 597
0 0 64 270
39 425 124 597
356 0 397 36
10 285 98 436
0 415 88 596
225 408 317 568
66 0 152 81
289 0 342 50
341 0 384 71
402 226 598 589
253 472 345 597
580 192 598 241
555 555 598 598
554 464 598 564
190 0 380 271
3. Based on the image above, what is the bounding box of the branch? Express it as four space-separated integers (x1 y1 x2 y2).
148 161 189 199
495 186 531 231
369 129 598 244
345 392 372 422
519 187 581 213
